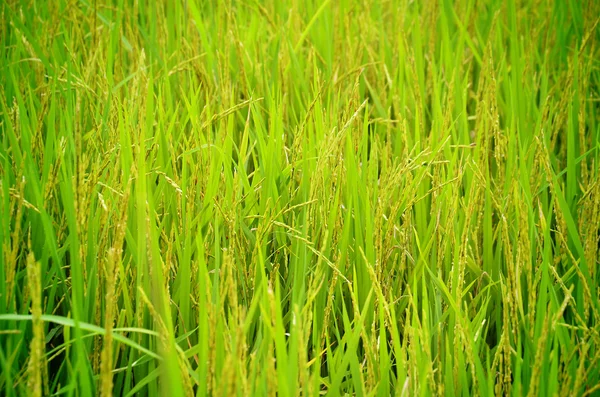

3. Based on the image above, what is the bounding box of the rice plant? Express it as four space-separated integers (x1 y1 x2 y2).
1 0 599 395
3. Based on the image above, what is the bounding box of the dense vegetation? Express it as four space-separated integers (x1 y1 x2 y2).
1 0 599 395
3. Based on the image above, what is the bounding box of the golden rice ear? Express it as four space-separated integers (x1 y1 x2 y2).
26 252 46 397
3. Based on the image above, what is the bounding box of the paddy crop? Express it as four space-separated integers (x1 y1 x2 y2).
1 0 599 396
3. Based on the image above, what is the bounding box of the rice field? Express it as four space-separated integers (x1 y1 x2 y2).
1 0 600 395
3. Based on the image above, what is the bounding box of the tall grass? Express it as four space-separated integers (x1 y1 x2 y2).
1 0 599 395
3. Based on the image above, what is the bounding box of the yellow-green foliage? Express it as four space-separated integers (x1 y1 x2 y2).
1 0 599 396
